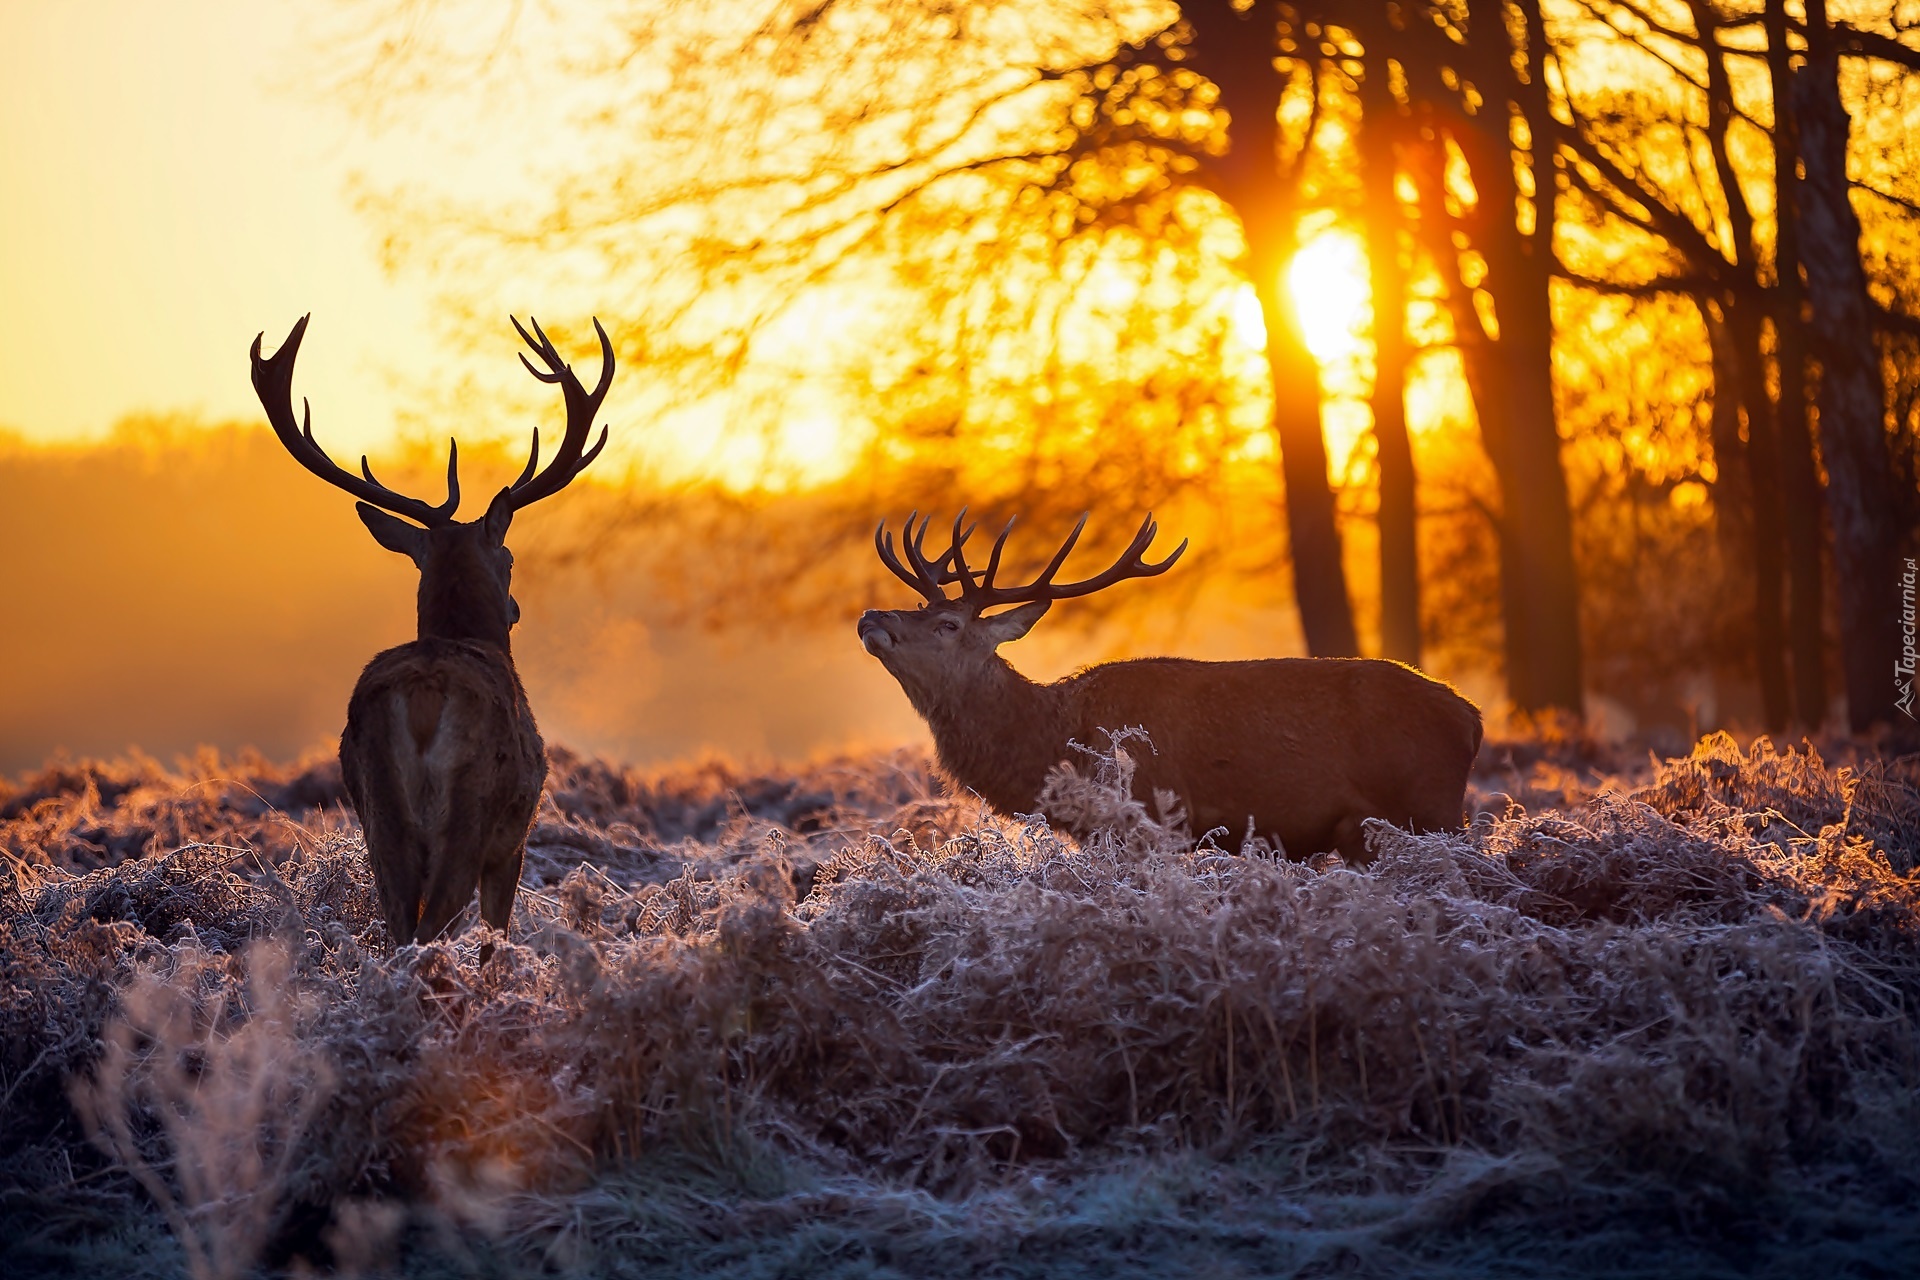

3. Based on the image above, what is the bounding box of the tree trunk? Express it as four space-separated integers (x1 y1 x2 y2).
1703 303 1759 634
1457 333 1536 699
1253 258 1361 656
1358 50 1420 666
1695 0 1816 728
1188 0 1358 657
1765 0 1830 727
1795 0 1901 729
1406 112 1534 699
1712 298 1792 729
1458 0 1585 714
1495 270 1585 716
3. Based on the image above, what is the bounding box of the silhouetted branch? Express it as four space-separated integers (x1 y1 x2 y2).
1555 269 1717 297
1558 119 1730 278
1874 302 1920 337
1855 175 1920 216
1834 23 1920 70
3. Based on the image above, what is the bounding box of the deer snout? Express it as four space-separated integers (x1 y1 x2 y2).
858 610 896 655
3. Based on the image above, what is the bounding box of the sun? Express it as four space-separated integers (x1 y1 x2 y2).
1286 228 1371 365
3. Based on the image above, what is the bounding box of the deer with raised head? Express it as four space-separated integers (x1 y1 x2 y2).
251 313 614 950
858 512 1482 861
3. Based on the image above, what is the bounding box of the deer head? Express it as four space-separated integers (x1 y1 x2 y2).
250 314 614 653
859 510 1187 708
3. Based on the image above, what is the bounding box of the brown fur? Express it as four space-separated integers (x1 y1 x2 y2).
406 686 446 757
333 508 549 949
860 601 1482 861
342 638 545 947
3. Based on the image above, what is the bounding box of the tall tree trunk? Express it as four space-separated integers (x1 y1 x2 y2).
1764 0 1830 727
1704 0 1820 725
1188 0 1358 657
1405 122 1534 695
1714 297 1792 729
1458 333 1536 699
1458 0 1585 713
1774 298 1829 730
1510 0 1585 715
1703 303 1759 640
1795 0 1901 729
1358 49 1420 666
1493 218 1584 716
1253 248 1361 657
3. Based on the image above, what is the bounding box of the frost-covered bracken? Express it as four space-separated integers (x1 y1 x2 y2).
1 733 1916 1277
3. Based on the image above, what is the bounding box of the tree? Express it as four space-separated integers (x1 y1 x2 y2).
1457 0 1587 714
1554 0 1808 728
1799 0 1906 729
1763 0 1828 727
1176 1 1360 656
1551 0 1918 730
1352 11 1421 666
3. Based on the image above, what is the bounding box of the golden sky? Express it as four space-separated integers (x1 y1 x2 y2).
0 0 445 451
0 0 1384 462
0 0 1421 774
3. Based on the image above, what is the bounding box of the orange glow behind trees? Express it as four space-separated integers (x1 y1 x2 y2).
322 0 1918 730
3 0 1916 769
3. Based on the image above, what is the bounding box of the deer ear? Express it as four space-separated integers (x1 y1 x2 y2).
356 504 429 563
978 600 1050 645
481 489 515 543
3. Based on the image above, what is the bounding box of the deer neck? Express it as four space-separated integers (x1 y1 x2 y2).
916 656 1069 814
415 575 513 655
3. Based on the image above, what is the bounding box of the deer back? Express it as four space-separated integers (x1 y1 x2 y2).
1060 656 1482 850
340 638 546 947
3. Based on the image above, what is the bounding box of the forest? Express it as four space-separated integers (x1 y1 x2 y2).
312 0 1920 734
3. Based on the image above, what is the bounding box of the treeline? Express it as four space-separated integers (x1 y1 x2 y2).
1227 0 1920 729
342 0 1920 730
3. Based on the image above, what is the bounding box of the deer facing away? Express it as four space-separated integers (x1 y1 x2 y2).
858 513 1482 861
251 314 614 949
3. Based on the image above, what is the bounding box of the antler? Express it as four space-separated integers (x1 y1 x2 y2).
250 315 460 526
500 316 614 511
875 510 1188 610
875 510 956 603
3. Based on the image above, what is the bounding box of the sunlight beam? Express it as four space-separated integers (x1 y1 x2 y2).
1287 229 1371 365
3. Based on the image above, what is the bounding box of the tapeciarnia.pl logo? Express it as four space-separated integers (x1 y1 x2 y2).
1900 557 1917 720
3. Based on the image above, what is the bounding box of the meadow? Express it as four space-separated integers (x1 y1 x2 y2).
2 728 1917 1278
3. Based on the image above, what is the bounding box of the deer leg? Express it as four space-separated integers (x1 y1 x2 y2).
370 835 426 949
351 778 427 949
412 862 475 945
345 694 454 949
478 841 524 934
412 793 493 943
476 840 526 965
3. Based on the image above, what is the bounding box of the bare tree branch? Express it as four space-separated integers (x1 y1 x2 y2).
1834 23 1920 70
